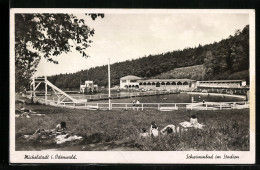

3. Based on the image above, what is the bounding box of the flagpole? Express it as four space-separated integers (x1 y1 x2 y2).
108 58 111 110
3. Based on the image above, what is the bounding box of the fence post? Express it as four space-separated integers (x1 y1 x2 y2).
175 104 177 110
206 104 208 110
220 103 222 110
158 104 160 110
97 103 99 109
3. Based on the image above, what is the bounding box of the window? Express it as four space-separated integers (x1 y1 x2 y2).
122 80 126 83
130 80 137 82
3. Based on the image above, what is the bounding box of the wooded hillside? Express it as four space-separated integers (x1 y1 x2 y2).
48 25 249 89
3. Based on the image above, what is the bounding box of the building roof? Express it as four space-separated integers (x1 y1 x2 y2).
137 79 196 82
198 80 244 83
120 75 143 80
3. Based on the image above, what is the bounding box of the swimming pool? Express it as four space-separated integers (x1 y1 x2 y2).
87 93 245 103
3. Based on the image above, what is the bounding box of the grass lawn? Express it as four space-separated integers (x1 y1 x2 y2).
15 97 250 151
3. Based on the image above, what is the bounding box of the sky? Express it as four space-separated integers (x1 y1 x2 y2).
34 12 249 77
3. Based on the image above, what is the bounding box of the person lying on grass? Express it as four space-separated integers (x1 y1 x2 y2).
139 128 149 138
160 125 176 135
16 106 38 118
160 125 188 135
55 122 67 132
150 121 159 137
17 106 37 114
18 112 30 118
179 115 205 129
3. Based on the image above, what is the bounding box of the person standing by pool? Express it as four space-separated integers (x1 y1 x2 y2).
136 100 140 111
132 100 136 110
202 99 205 107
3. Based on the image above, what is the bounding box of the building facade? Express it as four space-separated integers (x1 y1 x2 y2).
138 79 196 91
80 81 98 93
120 75 143 89
119 75 246 91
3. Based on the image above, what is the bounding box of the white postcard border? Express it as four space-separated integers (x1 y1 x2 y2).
9 8 256 164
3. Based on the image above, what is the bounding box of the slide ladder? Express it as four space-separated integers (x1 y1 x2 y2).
45 80 79 103
31 77 79 104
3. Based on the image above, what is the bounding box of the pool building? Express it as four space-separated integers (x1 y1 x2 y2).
196 80 247 88
120 75 196 90
120 75 143 89
138 79 196 90
120 75 247 91
80 81 98 93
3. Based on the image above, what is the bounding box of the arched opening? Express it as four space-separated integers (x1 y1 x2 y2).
161 82 166 85
143 82 147 85
156 82 160 87
135 85 139 88
139 82 143 85
172 82 176 85
177 82 182 85
183 82 188 85
166 82 171 85
147 82 151 85
152 82 155 85
124 85 128 88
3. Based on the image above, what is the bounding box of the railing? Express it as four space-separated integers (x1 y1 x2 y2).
35 97 249 111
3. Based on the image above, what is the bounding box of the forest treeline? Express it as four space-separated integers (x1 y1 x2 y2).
48 25 249 89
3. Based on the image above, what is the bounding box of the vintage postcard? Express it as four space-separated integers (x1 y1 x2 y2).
10 9 255 164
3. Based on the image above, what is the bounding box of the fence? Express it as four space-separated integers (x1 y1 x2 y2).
35 97 249 111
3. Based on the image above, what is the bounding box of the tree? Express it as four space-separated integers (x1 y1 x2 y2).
203 51 215 79
15 13 104 92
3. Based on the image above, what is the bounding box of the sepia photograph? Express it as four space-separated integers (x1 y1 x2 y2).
9 9 255 164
